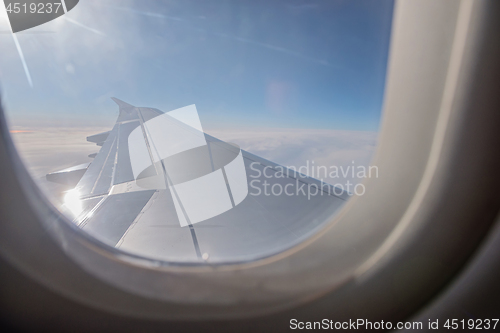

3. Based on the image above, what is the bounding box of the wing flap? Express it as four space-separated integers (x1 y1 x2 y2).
46 162 90 186
87 131 110 145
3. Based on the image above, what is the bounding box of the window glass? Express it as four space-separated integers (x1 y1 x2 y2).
1 0 393 264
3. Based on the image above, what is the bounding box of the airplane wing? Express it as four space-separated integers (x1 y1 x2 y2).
48 98 348 264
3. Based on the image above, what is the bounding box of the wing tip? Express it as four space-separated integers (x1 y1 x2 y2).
111 97 135 109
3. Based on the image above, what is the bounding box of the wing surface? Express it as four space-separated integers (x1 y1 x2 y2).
52 99 348 264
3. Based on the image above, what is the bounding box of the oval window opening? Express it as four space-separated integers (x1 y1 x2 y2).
1 0 393 264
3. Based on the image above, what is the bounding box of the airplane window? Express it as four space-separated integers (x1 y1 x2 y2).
0 0 394 264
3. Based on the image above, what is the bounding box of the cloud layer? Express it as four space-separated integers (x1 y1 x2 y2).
207 127 378 186
10 126 378 207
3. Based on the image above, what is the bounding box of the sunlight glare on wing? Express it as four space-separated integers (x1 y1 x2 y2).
63 188 83 217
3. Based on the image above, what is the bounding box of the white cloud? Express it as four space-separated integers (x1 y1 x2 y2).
10 126 106 204
9 125 378 208
206 127 378 185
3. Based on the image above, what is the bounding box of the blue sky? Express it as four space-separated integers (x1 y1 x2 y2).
0 0 394 131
